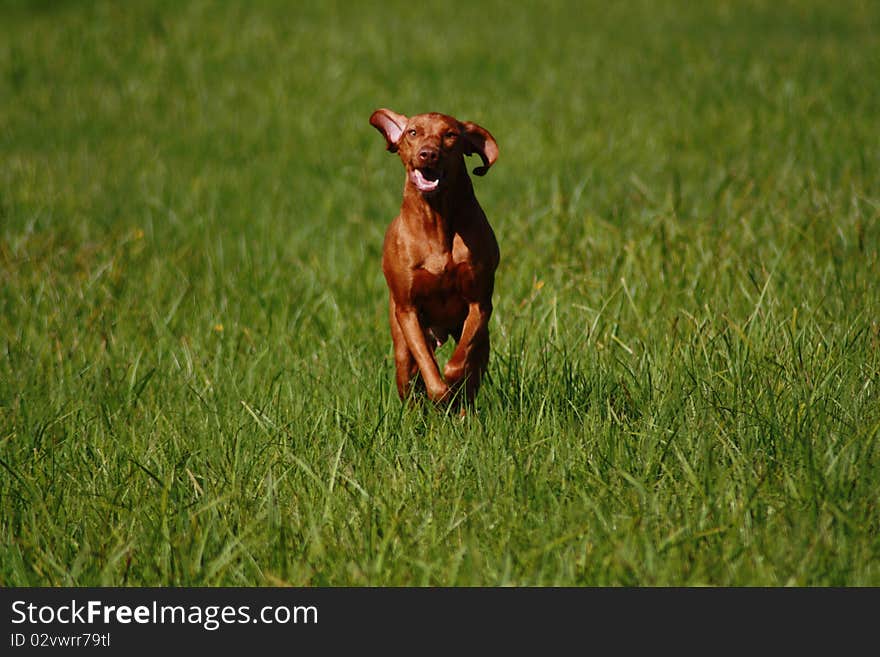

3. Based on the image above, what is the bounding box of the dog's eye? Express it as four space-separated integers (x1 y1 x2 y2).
445 132 458 140
408 129 417 137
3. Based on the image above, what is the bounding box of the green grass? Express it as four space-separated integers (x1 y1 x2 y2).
2 0 879 586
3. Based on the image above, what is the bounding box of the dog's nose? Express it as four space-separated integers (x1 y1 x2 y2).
418 148 439 165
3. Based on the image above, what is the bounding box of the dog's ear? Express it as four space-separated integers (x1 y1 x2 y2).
460 121 498 176
370 108 409 153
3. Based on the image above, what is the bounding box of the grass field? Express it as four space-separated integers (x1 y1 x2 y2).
1 0 879 586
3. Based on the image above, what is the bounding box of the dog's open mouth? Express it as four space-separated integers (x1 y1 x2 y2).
410 167 444 193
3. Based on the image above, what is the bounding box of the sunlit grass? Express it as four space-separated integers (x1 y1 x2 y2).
1 0 878 585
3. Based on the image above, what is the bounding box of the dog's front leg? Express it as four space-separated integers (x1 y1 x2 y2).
395 306 450 403
444 301 492 403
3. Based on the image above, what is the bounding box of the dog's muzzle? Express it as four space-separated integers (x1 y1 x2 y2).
410 167 444 193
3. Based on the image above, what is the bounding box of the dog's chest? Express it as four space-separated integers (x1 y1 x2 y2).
421 251 456 277
412 250 474 322
415 251 472 290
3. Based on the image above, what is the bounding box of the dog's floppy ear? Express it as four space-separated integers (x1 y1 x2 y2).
460 121 498 176
370 108 409 153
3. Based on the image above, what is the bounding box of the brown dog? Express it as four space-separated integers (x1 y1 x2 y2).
370 108 500 408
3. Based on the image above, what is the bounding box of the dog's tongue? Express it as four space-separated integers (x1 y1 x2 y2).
410 168 440 192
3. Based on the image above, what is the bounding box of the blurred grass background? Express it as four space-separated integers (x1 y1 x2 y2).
1 0 879 585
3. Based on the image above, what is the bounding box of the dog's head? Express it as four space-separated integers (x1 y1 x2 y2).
370 109 498 195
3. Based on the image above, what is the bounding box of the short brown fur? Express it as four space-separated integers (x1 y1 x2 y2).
370 108 500 409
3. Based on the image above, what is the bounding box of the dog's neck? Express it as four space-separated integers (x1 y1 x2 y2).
401 164 476 241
